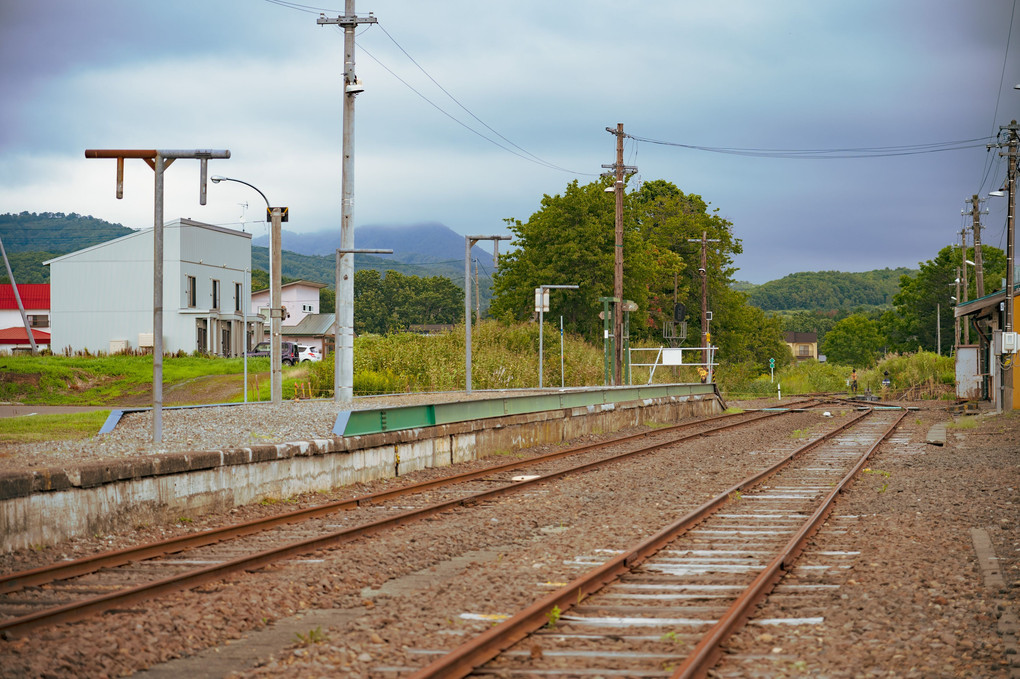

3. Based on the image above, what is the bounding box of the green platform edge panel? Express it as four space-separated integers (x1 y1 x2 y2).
332 384 718 437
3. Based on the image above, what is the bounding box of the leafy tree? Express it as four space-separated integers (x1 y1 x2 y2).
889 245 1005 353
820 314 885 367
491 178 744 344
353 269 463 334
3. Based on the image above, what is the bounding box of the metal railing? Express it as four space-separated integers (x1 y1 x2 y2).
629 345 718 384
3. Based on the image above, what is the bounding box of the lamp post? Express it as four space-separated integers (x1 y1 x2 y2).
211 176 287 404
535 284 578 388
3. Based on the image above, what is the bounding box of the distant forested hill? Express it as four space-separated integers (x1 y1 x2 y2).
0 212 136 284
0 212 134 253
0 213 488 301
747 268 914 312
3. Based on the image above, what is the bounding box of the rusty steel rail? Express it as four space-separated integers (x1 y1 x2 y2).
0 403 817 637
406 407 882 679
0 404 811 597
672 408 908 678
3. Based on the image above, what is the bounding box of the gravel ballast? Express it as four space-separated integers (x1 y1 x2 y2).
0 399 1017 678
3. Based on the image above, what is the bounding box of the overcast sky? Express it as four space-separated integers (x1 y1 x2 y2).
1 0 1017 283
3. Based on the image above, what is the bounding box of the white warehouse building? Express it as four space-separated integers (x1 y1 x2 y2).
46 218 260 356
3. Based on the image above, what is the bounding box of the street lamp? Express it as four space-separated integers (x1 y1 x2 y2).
211 175 287 404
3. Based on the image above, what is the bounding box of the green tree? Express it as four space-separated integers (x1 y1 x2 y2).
353 269 463 334
889 245 1005 353
490 178 744 345
820 314 885 367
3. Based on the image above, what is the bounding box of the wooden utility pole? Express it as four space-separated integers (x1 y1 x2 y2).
603 124 637 385
970 194 986 298
687 232 721 354
1005 120 1018 410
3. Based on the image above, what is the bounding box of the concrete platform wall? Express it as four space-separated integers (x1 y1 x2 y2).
0 393 720 551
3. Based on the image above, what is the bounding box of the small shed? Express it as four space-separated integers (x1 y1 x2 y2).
954 284 1020 410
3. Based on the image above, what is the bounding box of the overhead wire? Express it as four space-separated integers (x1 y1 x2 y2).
625 135 994 159
352 27 592 176
979 0 1017 194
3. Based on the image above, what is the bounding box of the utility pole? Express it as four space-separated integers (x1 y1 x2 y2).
85 148 229 443
464 235 510 393
319 3 377 402
968 194 987 298
475 259 481 323
687 232 721 370
954 265 962 351
1005 120 1018 410
0 233 37 353
960 228 969 345
603 123 636 385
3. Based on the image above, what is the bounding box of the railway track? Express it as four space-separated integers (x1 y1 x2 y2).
404 407 906 678
0 400 821 638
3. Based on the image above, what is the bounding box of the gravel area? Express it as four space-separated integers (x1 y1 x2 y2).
2 399 1016 678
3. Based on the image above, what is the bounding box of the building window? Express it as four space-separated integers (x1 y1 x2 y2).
235 282 242 313
798 345 811 357
212 279 220 310
186 276 196 308
28 314 49 328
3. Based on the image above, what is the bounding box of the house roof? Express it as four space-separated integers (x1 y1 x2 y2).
784 331 817 343
43 218 250 265
0 326 51 344
252 279 327 295
284 313 336 336
0 284 50 310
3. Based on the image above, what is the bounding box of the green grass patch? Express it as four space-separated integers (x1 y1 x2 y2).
0 411 110 444
946 417 978 430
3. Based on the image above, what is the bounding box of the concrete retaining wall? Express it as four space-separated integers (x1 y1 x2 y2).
0 393 720 552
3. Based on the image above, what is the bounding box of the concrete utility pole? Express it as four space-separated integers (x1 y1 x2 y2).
954 265 962 351
338 245 393 399
464 235 510 393
319 3 377 402
687 231 721 355
85 148 229 443
603 124 637 386
0 233 37 353
960 228 970 345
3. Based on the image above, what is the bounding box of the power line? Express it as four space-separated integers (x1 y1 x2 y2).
979 0 1017 193
374 25 579 174
626 134 994 159
263 0 339 14
331 23 594 176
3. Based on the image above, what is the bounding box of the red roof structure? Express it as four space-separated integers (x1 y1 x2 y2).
0 326 50 344
0 284 50 310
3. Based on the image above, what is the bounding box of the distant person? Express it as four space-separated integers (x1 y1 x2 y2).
698 367 708 384
851 369 858 395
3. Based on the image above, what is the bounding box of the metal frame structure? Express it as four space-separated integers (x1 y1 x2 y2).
85 148 230 442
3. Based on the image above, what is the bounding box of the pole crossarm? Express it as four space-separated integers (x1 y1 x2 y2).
317 13 378 27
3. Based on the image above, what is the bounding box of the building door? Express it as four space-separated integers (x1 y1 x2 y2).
196 319 208 353
221 326 231 357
